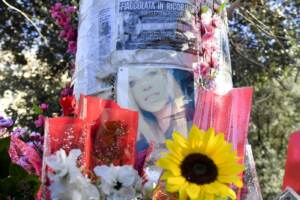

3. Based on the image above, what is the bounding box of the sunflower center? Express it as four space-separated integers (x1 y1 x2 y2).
180 153 218 185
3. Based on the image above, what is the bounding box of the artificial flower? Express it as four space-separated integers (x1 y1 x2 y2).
0 116 14 128
46 149 99 200
10 128 28 138
9 135 42 175
39 103 49 111
156 125 244 200
50 3 78 55
60 85 73 97
67 40 77 54
59 95 76 116
34 115 45 128
94 164 142 200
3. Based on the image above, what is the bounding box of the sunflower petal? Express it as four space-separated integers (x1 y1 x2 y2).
156 158 180 176
186 184 200 199
213 181 237 199
203 183 219 195
179 183 188 200
199 128 214 153
166 140 184 158
166 183 181 192
203 193 214 200
206 133 226 156
167 176 186 185
160 171 173 180
218 164 244 175
173 131 188 148
188 125 203 148
218 175 243 188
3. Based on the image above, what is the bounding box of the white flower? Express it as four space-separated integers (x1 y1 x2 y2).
94 165 142 200
46 149 100 200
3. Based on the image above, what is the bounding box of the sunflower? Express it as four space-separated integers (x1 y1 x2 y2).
156 125 244 200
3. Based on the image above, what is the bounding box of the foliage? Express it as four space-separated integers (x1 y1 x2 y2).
0 137 40 199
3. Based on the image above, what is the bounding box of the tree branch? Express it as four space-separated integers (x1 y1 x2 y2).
2 0 48 45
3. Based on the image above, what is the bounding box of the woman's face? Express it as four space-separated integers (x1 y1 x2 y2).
129 68 169 113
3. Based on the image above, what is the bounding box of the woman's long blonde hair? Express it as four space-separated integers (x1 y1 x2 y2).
127 69 189 144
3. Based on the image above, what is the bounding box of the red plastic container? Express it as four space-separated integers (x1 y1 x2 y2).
283 131 300 193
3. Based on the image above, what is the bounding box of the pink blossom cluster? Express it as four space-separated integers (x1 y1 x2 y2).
196 9 221 88
34 103 49 128
50 3 77 55
9 130 43 176
10 128 44 155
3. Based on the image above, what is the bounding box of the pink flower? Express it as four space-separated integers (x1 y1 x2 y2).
60 85 73 97
66 28 77 41
52 3 63 11
211 17 219 28
57 15 71 28
10 128 28 138
200 63 209 76
209 57 218 69
16 156 35 174
34 115 45 128
67 41 77 54
30 131 42 141
202 32 214 41
39 103 48 111
65 6 76 14
50 11 60 19
59 30 67 39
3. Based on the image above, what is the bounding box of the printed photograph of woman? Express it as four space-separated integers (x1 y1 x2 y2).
117 66 195 152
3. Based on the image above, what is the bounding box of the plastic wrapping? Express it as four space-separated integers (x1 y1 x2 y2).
9 136 42 176
75 95 138 169
117 65 195 186
74 0 200 98
74 0 234 97
117 65 195 152
41 118 87 199
88 108 138 168
193 87 253 200
193 87 253 160
41 97 139 198
213 16 233 94
241 145 263 200
283 131 300 194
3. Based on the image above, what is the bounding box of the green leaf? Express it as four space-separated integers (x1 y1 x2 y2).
33 104 43 115
216 3 226 14
0 177 19 196
9 164 28 178
24 175 41 195
0 170 40 198
0 137 11 178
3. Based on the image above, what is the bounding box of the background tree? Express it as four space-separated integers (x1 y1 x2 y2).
0 0 299 198
229 0 300 198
